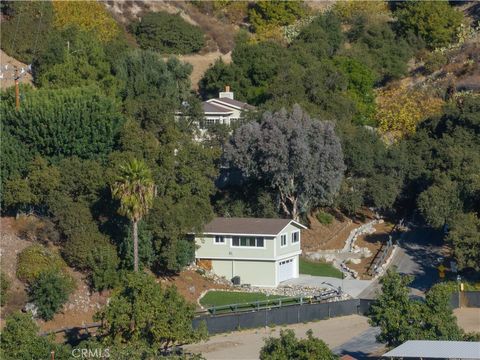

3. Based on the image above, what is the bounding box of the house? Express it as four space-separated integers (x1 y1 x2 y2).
199 86 255 130
195 217 306 287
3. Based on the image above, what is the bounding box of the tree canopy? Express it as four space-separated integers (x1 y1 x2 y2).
225 105 345 220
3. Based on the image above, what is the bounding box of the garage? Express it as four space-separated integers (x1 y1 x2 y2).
278 257 295 283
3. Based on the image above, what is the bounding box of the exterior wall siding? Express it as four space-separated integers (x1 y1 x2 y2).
212 259 277 287
275 223 302 258
195 235 275 260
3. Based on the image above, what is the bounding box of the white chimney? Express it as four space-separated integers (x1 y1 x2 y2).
219 85 234 100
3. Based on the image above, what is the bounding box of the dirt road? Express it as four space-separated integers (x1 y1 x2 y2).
185 315 371 360
454 308 480 333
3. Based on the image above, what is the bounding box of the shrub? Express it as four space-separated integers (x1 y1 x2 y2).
316 210 334 225
131 12 205 54
87 242 120 292
14 215 60 244
28 270 75 321
52 1 120 42
424 51 448 74
394 1 463 49
62 230 111 270
16 244 66 284
1 271 11 306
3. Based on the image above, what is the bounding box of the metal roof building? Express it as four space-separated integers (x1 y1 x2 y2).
383 340 480 359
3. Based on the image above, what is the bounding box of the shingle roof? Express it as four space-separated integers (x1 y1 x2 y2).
215 97 256 110
383 340 480 359
202 102 233 114
202 217 306 236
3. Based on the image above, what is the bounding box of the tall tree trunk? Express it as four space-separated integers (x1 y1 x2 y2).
133 220 139 272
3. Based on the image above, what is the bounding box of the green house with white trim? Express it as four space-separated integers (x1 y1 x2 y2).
195 217 306 287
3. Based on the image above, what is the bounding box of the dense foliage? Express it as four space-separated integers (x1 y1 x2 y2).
131 12 205 54
96 272 208 351
1 86 124 161
394 0 463 49
0 312 71 360
28 269 75 320
16 244 67 284
0 1 55 63
225 105 345 220
52 0 120 42
260 329 337 360
369 269 466 347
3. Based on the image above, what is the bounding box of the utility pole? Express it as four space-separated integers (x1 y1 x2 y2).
0 63 30 111
14 67 20 111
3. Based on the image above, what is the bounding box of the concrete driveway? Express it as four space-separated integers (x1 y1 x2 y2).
282 275 372 298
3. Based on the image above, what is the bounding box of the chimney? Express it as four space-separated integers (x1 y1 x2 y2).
219 85 234 100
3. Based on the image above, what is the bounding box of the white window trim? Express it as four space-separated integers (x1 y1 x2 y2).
280 233 288 248
291 230 300 244
230 236 266 249
213 235 227 245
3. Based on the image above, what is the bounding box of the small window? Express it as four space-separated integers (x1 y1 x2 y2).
291 231 299 244
215 235 225 244
281 234 287 247
256 237 264 248
232 237 239 246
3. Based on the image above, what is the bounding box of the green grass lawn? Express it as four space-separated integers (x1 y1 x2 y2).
299 258 343 279
199 290 286 308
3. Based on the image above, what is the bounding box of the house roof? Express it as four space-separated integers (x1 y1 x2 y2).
202 217 306 236
202 102 233 114
382 340 480 359
209 97 256 111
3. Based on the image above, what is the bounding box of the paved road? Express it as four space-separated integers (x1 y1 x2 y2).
333 326 385 360
359 227 444 299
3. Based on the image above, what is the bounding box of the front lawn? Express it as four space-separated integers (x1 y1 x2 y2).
299 258 343 279
199 290 286 308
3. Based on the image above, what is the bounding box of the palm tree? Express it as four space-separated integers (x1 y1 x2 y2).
111 159 156 272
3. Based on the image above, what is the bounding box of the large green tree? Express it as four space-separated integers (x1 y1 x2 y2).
96 272 208 351
111 159 156 272
369 269 465 347
0 312 70 360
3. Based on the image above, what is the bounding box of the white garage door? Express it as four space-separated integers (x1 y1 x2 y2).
278 258 294 283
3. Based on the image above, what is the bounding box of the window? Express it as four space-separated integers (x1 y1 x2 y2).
281 234 287 247
214 235 225 244
232 236 265 248
291 231 299 244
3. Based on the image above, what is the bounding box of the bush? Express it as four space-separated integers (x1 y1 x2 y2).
424 51 448 74
316 210 334 225
87 242 120 292
14 215 60 244
62 230 112 270
28 270 75 320
16 244 66 284
131 12 205 54
1 271 11 306
394 1 463 49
